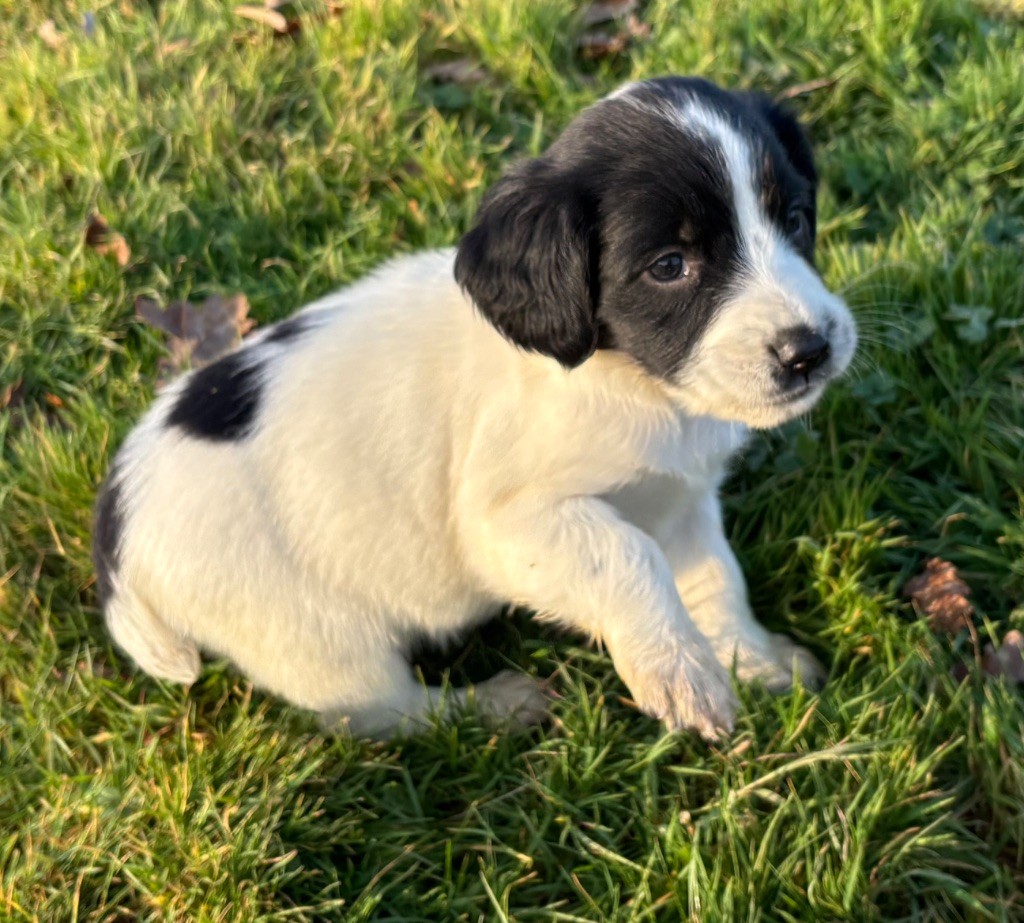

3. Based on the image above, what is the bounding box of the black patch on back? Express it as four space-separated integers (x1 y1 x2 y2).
92 462 123 608
167 351 262 441
264 314 314 345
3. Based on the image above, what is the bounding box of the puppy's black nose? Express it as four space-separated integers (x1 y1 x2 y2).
770 327 831 383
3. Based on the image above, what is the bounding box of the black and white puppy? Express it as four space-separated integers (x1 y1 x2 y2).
94 77 856 740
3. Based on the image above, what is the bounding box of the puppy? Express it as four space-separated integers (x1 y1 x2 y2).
93 77 856 740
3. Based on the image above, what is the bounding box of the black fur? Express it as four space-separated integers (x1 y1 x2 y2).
92 463 123 607
265 314 315 344
573 91 742 377
456 76 819 379
167 351 263 441
747 93 818 188
455 160 600 368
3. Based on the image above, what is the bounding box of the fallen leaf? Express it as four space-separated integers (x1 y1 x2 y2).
38 19 65 49
904 557 974 634
158 38 192 55
779 77 838 100
576 13 649 61
135 294 255 380
422 57 488 87
982 629 1024 683
580 0 637 26
234 4 300 36
85 212 131 267
1 380 25 411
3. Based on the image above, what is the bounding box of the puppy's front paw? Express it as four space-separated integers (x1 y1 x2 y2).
616 640 738 741
732 633 826 692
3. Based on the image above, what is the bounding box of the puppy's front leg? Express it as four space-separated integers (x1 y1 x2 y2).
469 496 737 738
663 492 825 690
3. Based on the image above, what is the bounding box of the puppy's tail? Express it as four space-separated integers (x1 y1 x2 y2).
105 586 201 685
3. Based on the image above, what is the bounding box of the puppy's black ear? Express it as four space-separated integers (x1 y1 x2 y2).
455 159 598 369
748 94 818 189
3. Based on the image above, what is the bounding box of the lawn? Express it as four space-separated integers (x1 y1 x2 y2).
2 0 1024 919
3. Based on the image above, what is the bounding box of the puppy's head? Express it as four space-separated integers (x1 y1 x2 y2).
455 76 857 428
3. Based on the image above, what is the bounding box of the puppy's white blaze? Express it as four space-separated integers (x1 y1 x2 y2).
675 103 774 270
678 104 825 316
613 98 858 427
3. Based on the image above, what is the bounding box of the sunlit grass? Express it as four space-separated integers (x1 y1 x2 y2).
1 0 1023 919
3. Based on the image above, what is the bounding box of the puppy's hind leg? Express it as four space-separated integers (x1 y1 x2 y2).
105 585 201 685
318 653 549 740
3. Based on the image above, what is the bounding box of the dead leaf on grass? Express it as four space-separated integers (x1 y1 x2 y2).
158 37 192 56
778 77 838 101
38 19 65 49
422 57 488 87
576 0 649 62
135 294 255 380
234 4 301 36
982 629 1024 684
1 380 25 412
85 212 131 267
903 557 974 634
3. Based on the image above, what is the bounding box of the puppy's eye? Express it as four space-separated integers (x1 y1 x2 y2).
647 252 688 282
786 207 813 247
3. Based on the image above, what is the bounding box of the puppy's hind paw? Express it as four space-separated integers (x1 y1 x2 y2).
472 670 552 729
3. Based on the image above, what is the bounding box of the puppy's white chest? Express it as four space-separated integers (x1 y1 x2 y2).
647 414 750 492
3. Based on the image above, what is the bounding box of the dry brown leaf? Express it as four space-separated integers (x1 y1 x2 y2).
422 57 488 87
576 13 649 61
234 4 300 36
779 77 838 101
158 38 192 55
1 380 25 411
581 0 638 27
982 629 1024 683
85 212 131 267
903 557 974 634
135 294 255 380
38 19 65 49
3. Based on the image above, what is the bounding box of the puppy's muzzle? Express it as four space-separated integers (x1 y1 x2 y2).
769 326 833 391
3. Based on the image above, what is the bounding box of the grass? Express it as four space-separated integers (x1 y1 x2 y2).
1 0 1023 919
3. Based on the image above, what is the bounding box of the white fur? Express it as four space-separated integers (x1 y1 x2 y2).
103 93 856 740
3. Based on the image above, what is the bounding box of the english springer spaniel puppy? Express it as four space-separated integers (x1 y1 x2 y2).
94 77 856 740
